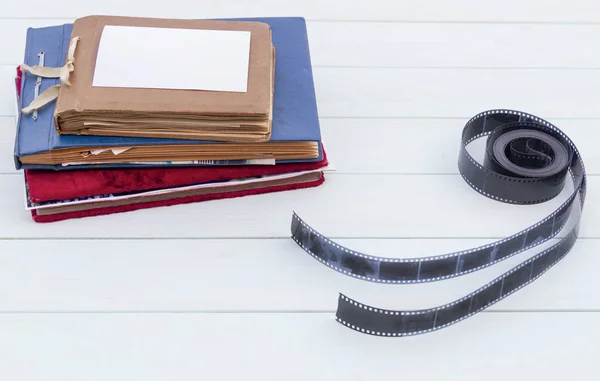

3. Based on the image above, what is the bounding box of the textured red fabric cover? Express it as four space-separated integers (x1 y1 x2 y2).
31 174 324 223
16 66 327 222
26 151 328 202
15 66 22 95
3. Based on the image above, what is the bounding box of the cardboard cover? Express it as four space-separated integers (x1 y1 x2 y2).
53 15 275 142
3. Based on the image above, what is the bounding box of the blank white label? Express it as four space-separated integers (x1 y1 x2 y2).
92 25 251 92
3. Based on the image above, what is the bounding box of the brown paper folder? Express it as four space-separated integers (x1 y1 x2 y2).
53 15 275 142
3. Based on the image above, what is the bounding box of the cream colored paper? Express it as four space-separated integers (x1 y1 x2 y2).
92 25 251 92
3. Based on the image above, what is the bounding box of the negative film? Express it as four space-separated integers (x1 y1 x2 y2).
290 109 586 337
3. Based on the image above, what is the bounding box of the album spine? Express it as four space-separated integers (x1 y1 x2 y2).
13 27 33 170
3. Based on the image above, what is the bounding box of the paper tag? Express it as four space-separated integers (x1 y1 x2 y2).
89 147 132 156
93 25 251 92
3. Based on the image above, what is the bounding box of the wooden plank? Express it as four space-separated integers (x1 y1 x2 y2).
0 312 597 380
311 67 600 119
1 0 599 22
306 22 600 69
0 65 18 117
0 237 592 312
3 117 598 175
4 65 600 118
0 118 16 173
0 172 593 238
3 19 600 68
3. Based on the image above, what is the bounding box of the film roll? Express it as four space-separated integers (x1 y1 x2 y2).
290 109 586 337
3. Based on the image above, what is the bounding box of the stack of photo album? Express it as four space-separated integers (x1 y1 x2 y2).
13 15 330 222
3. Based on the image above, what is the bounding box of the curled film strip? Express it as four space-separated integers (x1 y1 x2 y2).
290 109 586 337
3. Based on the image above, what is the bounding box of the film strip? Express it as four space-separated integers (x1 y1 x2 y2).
290 109 586 337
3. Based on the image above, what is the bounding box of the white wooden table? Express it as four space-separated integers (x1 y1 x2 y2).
1 1 599 379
